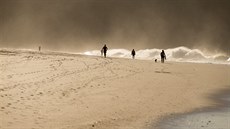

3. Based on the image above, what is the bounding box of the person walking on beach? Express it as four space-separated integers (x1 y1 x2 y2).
131 49 136 59
160 50 166 63
102 44 108 58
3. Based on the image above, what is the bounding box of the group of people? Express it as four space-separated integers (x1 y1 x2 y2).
101 44 167 63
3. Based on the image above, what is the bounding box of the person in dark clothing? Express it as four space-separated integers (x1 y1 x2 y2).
102 44 108 58
39 46 41 51
131 49 136 59
160 50 166 63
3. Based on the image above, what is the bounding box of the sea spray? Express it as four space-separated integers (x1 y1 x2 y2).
83 46 229 64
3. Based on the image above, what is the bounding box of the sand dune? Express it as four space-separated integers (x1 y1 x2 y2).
0 49 229 129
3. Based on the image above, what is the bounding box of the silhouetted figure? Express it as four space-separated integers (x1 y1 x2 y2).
39 46 41 51
155 59 157 63
131 49 136 59
102 44 108 58
160 50 166 63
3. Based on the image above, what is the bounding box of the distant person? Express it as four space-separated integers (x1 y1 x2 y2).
160 50 166 63
102 44 108 58
131 49 136 59
155 59 157 63
39 46 41 51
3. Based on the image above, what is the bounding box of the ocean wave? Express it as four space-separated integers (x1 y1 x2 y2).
83 46 229 64
0 47 228 64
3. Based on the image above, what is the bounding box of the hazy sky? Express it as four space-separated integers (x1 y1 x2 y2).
0 0 229 53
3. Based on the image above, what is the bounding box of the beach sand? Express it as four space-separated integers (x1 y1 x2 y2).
156 88 230 129
0 50 229 129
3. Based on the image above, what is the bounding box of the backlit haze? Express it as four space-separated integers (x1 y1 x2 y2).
0 0 229 61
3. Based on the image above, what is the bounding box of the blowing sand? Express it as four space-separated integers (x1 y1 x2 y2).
0 50 229 129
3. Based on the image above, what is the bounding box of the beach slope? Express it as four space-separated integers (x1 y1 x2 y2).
0 50 229 129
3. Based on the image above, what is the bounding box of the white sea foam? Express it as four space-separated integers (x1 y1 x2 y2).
83 46 230 64
0 47 229 64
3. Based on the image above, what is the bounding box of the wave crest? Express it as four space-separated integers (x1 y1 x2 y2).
83 46 229 64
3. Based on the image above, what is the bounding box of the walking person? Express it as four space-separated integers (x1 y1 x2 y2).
131 49 136 59
160 50 166 63
102 44 108 58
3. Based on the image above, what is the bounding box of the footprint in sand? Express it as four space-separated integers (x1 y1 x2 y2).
7 75 12 79
20 97 25 101
7 103 11 107
37 92 43 95
155 70 171 74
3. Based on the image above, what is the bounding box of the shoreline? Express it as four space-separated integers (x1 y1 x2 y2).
155 86 230 129
1 48 229 65
1 50 229 129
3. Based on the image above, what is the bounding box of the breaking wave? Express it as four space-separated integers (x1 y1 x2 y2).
83 46 230 64
0 47 228 64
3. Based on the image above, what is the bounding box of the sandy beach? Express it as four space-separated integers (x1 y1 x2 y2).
0 50 229 129
157 88 230 129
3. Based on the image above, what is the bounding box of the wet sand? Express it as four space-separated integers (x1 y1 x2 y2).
156 88 230 129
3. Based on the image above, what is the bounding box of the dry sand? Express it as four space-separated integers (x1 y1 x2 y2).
0 50 229 129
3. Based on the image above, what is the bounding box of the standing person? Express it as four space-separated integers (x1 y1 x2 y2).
160 50 166 63
39 46 41 51
102 44 108 58
131 49 136 59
